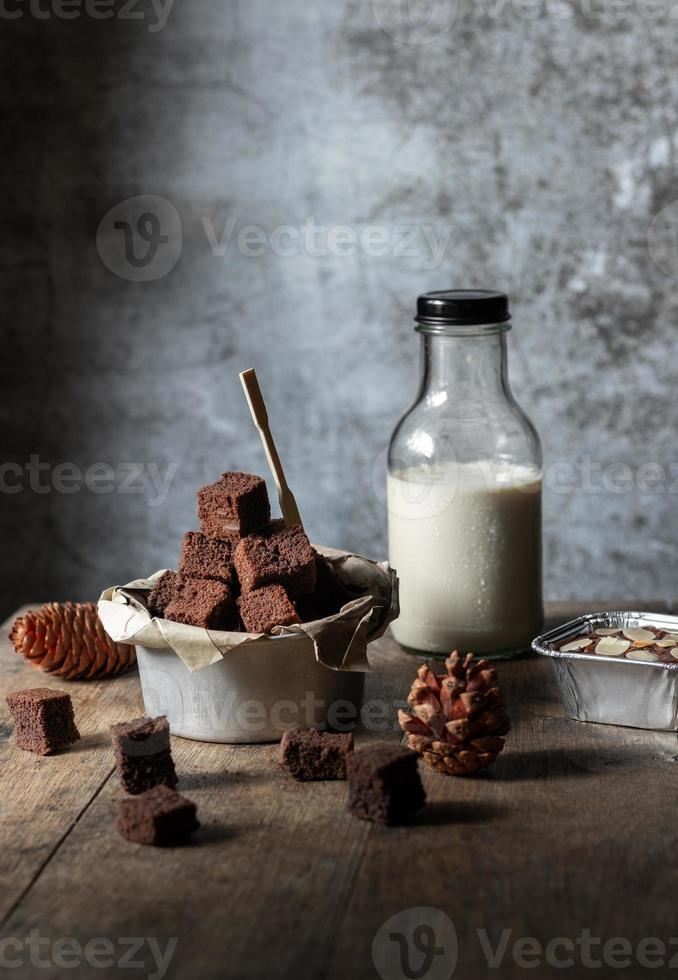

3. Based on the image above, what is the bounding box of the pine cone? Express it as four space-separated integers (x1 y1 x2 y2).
10 602 136 681
398 651 510 776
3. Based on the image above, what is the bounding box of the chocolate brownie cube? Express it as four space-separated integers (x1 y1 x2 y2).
164 577 237 630
234 524 316 599
280 728 354 780
147 569 179 618
117 785 199 846
238 584 301 634
110 715 178 795
178 531 234 585
346 743 426 825
6 688 80 755
198 472 271 538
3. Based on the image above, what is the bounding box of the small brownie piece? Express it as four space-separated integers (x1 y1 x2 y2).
346 743 426 825
164 577 237 630
178 531 234 585
234 524 316 599
280 728 354 780
6 688 80 755
117 784 199 846
147 569 179 618
110 715 178 795
238 584 301 634
198 471 271 538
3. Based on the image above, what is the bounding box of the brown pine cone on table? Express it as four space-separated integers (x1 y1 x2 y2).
10 602 136 681
398 651 510 776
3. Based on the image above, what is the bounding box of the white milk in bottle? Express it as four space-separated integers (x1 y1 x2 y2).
387 290 543 657
388 461 542 654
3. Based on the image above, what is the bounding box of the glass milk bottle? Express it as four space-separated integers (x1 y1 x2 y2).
387 290 543 659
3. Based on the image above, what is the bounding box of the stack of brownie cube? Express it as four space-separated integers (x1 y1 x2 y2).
147 472 339 634
111 714 200 846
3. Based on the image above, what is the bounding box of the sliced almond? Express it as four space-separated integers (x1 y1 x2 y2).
622 627 655 644
560 638 593 652
656 637 676 648
626 649 659 662
595 628 620 636
595 637 631 657
670 648 678 660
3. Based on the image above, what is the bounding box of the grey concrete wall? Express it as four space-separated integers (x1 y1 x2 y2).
2 0 678 617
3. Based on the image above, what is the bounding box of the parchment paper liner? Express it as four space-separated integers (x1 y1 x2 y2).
98 546 398 674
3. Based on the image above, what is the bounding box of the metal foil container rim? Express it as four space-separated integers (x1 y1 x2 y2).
532 610 678 671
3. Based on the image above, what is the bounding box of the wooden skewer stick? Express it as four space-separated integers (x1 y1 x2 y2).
239 368 303 529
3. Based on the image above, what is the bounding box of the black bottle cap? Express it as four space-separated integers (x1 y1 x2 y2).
415 289 510 326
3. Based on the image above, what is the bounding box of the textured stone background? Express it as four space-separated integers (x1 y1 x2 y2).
2 0 678 618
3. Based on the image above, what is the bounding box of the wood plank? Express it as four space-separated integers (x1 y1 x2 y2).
0 606 145 925
0 627 408 980
2 601 677 979
1 738 376 979
327 621 678 980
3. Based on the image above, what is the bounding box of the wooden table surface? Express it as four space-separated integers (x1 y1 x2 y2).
1 602 677 980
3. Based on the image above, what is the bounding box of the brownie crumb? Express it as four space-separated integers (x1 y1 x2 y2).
238 584 300 634
110 715 178 795
147 570 179 618
280 728 354 780
164 577 237 630
234 524 316 599
346 743 426 825
117 784 199 846
198 472 271 538
6 688 80 755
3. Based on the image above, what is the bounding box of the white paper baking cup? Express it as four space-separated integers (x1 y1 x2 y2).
134 635 367 742
98 546 398 743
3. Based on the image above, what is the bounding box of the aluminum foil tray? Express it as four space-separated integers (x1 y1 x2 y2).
532 611 678 731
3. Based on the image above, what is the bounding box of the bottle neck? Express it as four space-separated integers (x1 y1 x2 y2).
418 329 510 403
